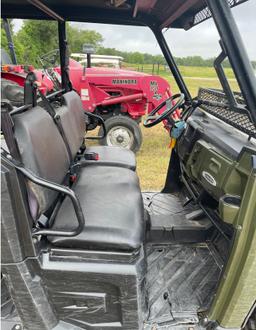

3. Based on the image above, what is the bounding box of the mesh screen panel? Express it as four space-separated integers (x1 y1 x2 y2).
193 0 248 27
198 88 256 138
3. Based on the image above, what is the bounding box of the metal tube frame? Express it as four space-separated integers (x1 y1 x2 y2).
214 44 238 110
58 21 72 92
3 0 256 125
84 112 107 140
19 166 85 237
9 89 65 116
2 151 85 238
27 0 64 21
2 18 17 64
151 26 192 103
206 0 256 124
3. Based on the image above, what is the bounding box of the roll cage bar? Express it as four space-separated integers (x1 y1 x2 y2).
2 0 256 124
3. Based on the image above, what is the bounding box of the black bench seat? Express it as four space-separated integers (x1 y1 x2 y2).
13 91 145 252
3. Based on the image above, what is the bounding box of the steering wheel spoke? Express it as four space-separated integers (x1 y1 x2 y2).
147 115 159 121
143 93 185 128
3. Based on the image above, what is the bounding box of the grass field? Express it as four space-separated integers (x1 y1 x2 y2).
90 65 240 191
125 63 236 79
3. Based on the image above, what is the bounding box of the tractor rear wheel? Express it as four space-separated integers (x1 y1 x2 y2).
98 115 143 152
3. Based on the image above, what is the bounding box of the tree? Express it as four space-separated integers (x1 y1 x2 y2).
1 19 10 51
15 20 58 65
126 52 144 64
14 20 103 66
67 25 103 53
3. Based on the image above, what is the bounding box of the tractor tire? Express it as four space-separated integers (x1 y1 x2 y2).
1 78 24 107
98 115 143 153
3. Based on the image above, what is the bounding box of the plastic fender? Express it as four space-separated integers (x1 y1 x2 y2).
1 71 26 87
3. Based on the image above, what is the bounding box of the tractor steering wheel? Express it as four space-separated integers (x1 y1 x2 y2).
39 49 59 68
143 93 185 128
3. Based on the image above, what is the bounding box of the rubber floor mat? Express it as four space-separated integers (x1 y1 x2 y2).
144 243 223 327
143 192 194 216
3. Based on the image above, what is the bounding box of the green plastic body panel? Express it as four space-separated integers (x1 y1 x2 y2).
186 142 256 327
186 140 246 203
209 158 256 328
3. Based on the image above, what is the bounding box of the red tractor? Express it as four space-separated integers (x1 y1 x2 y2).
1 34 172 152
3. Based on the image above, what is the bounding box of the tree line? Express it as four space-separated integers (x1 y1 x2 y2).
1 20 103 66
2 20 256 69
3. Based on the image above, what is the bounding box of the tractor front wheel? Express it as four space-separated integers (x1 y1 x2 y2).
98 116 143 153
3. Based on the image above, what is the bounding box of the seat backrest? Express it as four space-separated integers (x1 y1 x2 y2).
55 90 86 158
13 105 70 219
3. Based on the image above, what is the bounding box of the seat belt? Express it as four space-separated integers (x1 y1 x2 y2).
38 90 73 163
1 102 21 161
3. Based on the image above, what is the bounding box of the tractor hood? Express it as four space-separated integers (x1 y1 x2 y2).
69 59 150 78
87 67 151 78
66 58 171 114
67 58 171 102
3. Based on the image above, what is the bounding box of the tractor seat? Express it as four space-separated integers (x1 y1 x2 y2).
13 101 144 251
55 91 136 171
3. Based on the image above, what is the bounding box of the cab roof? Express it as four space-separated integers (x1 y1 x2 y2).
2 0 248 30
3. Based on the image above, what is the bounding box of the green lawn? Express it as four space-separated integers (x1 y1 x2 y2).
125 63 236 79
90 66 240 191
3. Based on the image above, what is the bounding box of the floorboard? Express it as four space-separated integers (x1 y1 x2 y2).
143 193 223 328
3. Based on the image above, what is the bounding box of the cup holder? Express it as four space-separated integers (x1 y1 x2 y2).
219 195 241 224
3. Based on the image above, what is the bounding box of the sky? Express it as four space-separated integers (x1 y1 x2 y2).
13 0 256 60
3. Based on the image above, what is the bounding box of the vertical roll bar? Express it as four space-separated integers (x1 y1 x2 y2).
58 21 72 92
2 18 17 64
206 0 256 123
151 27 192 103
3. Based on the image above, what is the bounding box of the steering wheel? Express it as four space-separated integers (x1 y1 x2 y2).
38 49 62 91
143 93 185 128
39 49 59 68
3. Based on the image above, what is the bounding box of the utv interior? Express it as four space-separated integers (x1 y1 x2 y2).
1 1 256 330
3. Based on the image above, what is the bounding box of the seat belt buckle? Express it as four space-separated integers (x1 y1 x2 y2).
84 152 99 161
69 163 80 183
70 174 77 183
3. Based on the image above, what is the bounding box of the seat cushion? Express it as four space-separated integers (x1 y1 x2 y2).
84 146 136 171
48 166 144 250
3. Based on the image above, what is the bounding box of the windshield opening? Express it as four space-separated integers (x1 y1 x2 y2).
164 1 255 99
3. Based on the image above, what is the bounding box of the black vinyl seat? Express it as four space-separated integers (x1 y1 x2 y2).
83 146 136 170
13 92 144 251
49 166 144 250
56 91 136 170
